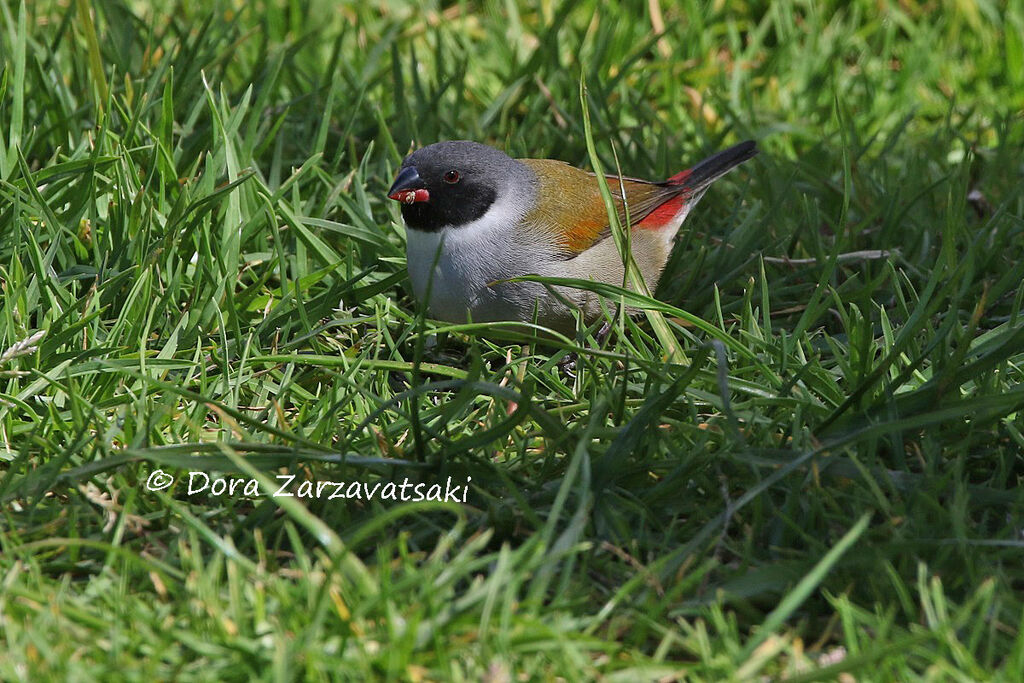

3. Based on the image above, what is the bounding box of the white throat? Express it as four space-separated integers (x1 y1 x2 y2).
405 185 539 323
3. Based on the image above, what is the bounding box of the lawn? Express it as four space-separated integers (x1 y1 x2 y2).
2 0 1023 679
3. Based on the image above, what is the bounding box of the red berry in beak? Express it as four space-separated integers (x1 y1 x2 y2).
388 166 430 203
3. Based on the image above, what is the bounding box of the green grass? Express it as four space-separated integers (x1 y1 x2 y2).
2 0 1023 679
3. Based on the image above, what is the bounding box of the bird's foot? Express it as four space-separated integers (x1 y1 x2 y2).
557 352 578 378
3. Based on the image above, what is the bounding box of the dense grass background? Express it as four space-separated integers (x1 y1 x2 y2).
2 0 1023 678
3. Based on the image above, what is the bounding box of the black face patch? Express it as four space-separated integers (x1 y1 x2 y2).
393 141 512 232
399 176 497 232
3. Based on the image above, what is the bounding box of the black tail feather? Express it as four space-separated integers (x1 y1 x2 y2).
671 140 758 190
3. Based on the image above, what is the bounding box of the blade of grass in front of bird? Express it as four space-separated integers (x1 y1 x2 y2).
579 74 685 364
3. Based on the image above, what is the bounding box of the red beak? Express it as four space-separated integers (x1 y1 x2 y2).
388 166 430 204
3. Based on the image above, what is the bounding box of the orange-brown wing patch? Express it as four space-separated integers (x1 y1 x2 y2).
519 159 682 258
520 159 614 255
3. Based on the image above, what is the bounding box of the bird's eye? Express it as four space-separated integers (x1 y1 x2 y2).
443 170 460 184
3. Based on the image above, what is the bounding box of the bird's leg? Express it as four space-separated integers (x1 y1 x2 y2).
557 351 577 377
558 318 615 378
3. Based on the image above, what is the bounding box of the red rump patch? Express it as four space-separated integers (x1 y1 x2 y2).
666 168 692 185
637 193 688 230
635 167 693 229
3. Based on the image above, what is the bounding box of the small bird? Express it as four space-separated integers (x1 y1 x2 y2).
388 139 757 333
